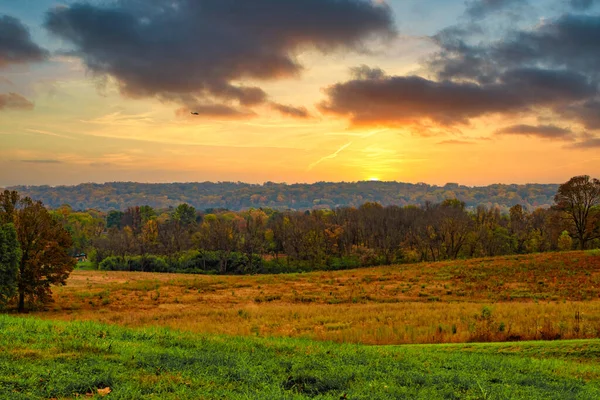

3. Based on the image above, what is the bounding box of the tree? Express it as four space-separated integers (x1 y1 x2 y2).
106 210 124 229
1 191 76 312
554 175 600 250
0 223 20 308
173 204 197 226
558 230 573 252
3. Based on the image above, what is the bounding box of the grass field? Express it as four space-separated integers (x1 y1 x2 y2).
27 250 600 344
1 315 599 399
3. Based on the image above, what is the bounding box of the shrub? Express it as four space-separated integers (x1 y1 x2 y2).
558 231 573 252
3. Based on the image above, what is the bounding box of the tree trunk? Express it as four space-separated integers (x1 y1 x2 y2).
18 290 25 313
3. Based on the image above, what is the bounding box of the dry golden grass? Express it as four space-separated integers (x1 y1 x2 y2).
29 250 600 345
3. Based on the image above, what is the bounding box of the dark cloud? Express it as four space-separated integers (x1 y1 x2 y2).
319 66 594 126
44 0 395 113
0 92 34 110
464 0 528 19
270 103 310 119
0 15 48 68
558 99 600 129
569 137 600 148
496 124 575 140
431 14 600 84
320 73 516 126
322 12 600 131
569 0 597 10
499 68 595 102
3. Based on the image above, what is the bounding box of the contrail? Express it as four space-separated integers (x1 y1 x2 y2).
308 141 353 170
306 128 389 171
25 128 75 139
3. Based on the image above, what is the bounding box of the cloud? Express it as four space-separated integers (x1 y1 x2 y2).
464 0 528 19
0 15 48 68
319 66 594 127
569 137 600 148
569 0 598 10
558 99 600 130
44 0 395 113
321 12 600 131
496 124 575 140
270 103 310 119
0 92 34 110
436 140 476 145
19 159 63 164
430 14 600 84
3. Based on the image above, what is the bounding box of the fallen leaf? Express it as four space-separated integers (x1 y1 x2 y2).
97 387 111 396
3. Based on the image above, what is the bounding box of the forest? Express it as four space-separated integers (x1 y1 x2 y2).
1 176 597 277
37 176 598 275
6 181 560 213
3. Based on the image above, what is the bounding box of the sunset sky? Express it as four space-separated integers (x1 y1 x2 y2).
1 0 600 187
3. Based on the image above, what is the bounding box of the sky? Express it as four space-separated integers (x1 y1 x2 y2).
1 0 600 187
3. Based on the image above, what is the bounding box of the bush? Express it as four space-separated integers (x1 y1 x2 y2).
558 231 573 252
99 255 170 272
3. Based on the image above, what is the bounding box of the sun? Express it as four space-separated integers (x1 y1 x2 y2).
368 177 380 182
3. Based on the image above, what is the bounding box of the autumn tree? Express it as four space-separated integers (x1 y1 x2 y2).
0 223 20 308
196 213 242 273
0 190 75 312
558 230 573 251
173 203 197 226
554 175 600 250
240 209 268 272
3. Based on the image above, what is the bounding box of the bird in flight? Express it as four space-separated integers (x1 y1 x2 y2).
191 112 199 115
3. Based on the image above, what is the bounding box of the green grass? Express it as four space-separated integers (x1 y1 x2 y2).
75 261 96 271
1 316 599 399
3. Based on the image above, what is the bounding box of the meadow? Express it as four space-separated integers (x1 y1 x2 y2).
28 250 600 345
1 315 599 399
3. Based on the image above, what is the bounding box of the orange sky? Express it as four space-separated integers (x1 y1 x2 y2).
1 0 599 186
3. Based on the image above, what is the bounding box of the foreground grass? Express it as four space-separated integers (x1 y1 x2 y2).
1 315 599 399
31 251 600 344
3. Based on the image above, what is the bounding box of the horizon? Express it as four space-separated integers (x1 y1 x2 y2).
2 178 565 190
2 0 600 186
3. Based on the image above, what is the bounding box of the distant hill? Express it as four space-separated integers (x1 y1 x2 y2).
5 181 559 212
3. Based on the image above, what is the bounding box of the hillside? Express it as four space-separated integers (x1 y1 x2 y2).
2 316 599 399
35 251 600 345
6 181 559 211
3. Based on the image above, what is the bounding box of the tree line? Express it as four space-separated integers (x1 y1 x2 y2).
7 181 559 213
51 176 600 274
0 175 598 311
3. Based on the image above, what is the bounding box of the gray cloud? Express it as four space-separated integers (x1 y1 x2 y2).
496 124 575 140
569 0 597 10
270 103 310 119
0 92 34 110
569 137 600 148
321 12 600 131
319 66 595 127
464 0 528 19
44 0 395 114
558 99 600 129
431 14 600 84
0 15 48 68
